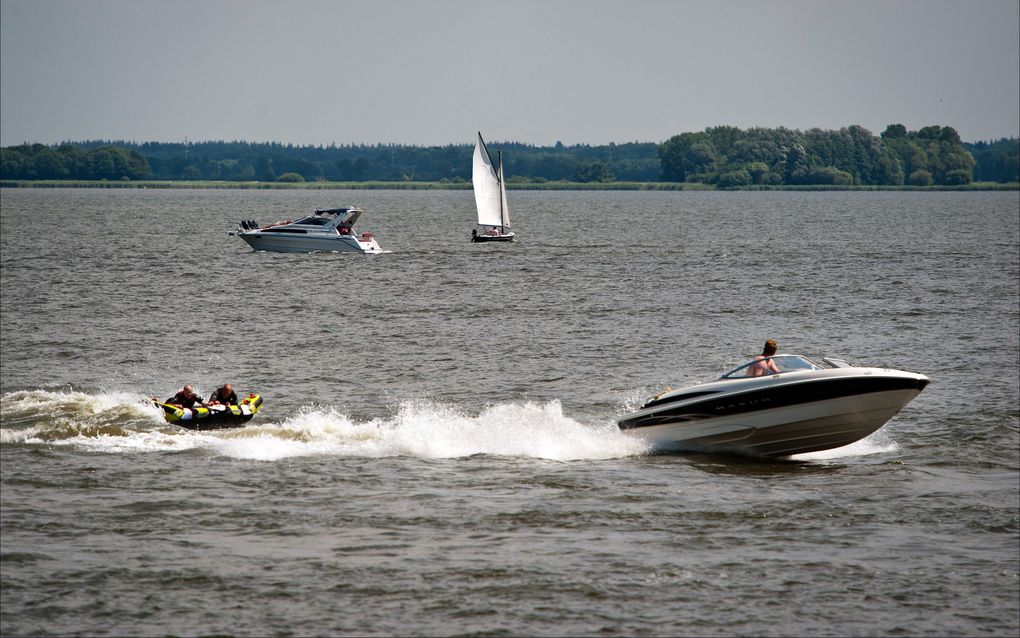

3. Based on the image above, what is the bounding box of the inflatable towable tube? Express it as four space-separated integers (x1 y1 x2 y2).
153 393 264 430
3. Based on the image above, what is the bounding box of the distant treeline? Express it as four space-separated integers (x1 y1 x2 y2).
1 125 1017 186
968 138 1020 183
0 144 150 181
660 125 1016 186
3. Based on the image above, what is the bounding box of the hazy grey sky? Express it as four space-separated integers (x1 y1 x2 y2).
1 0 1017 146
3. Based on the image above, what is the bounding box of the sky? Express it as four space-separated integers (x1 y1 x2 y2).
1 0 1017 147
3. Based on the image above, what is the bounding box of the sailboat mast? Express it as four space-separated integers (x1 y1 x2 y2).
497 150 504 234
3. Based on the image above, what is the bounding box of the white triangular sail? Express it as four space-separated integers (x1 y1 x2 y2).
473 132 506 228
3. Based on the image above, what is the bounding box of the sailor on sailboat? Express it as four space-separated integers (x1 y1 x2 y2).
471 132 516 242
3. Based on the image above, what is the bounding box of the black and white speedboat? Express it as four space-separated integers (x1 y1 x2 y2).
618 355 929 458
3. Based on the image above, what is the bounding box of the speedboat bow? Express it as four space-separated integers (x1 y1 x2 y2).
231 207 382 253
618 355 929 458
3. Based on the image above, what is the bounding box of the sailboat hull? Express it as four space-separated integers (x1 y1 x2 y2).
471 233 516 243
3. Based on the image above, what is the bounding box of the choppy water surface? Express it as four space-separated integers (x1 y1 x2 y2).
1 188 1017 637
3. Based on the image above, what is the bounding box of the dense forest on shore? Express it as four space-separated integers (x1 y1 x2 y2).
659 125 1010 187
1 125 1017 186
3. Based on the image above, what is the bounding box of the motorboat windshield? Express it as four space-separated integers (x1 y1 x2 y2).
293 215 334 226
281 208 363 229
720 354 823 379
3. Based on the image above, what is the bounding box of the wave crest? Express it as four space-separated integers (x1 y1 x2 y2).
0 389 164 443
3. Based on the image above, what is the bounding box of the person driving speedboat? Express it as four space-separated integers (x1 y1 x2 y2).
748 338 781 377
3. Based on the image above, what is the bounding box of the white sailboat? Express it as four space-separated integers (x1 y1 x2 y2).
471 132 516 242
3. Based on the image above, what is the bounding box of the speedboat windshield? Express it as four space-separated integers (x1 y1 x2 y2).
720 354 822 379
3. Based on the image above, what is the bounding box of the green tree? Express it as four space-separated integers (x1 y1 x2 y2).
783 144 809 183
967 138 1020 182
746 161 769 184
0 147 28 178
877 150 905 185
717 168 751 188
881 124 907 139
940 126 962 144
575 161 613 182
255 157 275 181
908 169 933 186
705 125 743 157
938 149 975 182
943 169 971 185
57 144 88 176
89 147 119 179
812 166 853 185
234 164 256 180
33 148 68 179
659 132 714 181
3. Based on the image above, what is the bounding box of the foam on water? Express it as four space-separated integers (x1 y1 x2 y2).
0 390 648 461
0 388 161 420
0 388 165 443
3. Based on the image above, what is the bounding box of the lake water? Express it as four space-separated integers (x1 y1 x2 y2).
1 188 1017 636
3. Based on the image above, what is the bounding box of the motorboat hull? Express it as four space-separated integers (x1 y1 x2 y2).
154 394 264 430
621 387 923 457
618 366 929 458
238 232 381 254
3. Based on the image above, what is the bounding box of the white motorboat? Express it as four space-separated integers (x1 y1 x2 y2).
471 132 516 243
230 207 382 253
618 355 929 458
